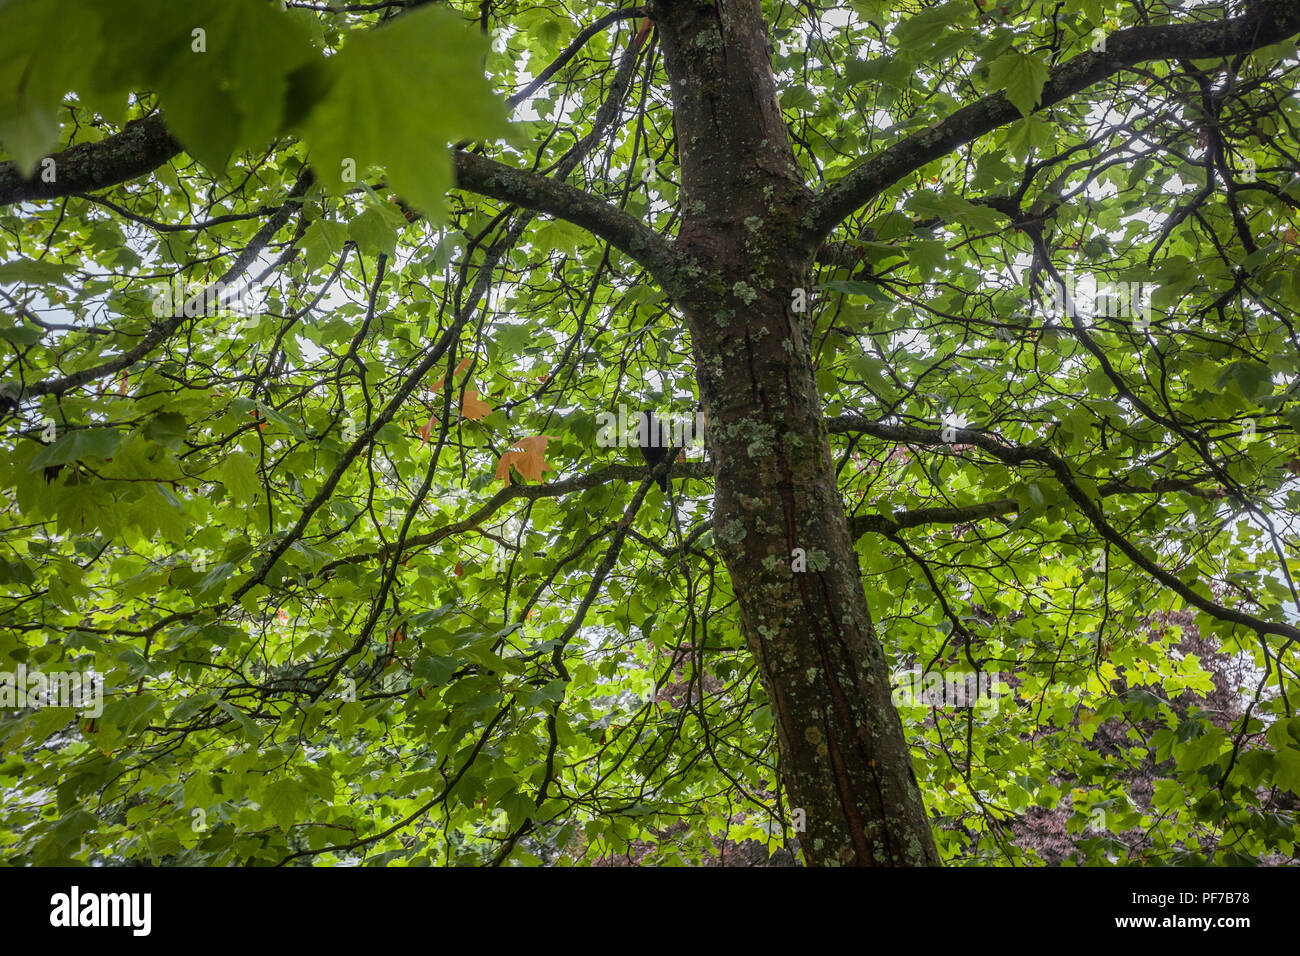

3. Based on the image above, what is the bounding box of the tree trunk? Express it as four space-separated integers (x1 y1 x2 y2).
653 0 940 866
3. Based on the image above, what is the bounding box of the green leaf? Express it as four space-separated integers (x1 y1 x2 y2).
819 279 892 302
1216 360 1274 402
143 412 187 449
908 239 947 279
100 0 316 169
349 206 398 258
491 321 535 359
906 191 1003 230
1275 746 1300 796
219 452 260 503
894 2 964 45
1 0 317 172
301 219 348 272
29 428 122 471
297 6 509 216
0 0 105 172
0 259 77 285
5 707 75 754
987 50 1049 118
53 808 98 847
0 324 44 346
262 777 307 831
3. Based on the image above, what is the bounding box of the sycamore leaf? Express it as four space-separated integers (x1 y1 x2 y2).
1276 746 1300 796
29 428 121 471
262 778 307 832
987 50 1049 118
494 435 557 484
219 452 260 502
144 0 317 169
0 0 105 173
8 0 319 172
296 6 510 217
0 259 77 286
349 205 397 258
461 389 493 421
431 356 474 393
907 239 948 279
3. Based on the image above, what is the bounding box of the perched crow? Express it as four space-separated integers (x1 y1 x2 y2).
637 411 672 492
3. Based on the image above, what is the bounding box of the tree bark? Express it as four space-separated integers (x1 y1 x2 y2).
652 0 939 865
0 114 181 206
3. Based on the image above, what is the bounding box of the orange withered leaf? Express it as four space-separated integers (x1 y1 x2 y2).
431 356 474 393
461 389 493 421
494 435 557 484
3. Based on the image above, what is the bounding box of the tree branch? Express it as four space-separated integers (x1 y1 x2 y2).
452 148 680 281
809 0 1300 241
829 414 1300 642
2 21 679 287
506 6 649 108
13 171 312 400
0 114 181 206
849 477 1217 539
322 459 712 572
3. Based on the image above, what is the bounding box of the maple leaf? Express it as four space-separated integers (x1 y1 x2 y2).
461 388 493 421
494 435 557 484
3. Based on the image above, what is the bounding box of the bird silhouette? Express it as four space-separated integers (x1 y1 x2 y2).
637 411 671 492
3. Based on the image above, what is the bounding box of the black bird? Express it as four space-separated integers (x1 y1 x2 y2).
637 411 671 492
